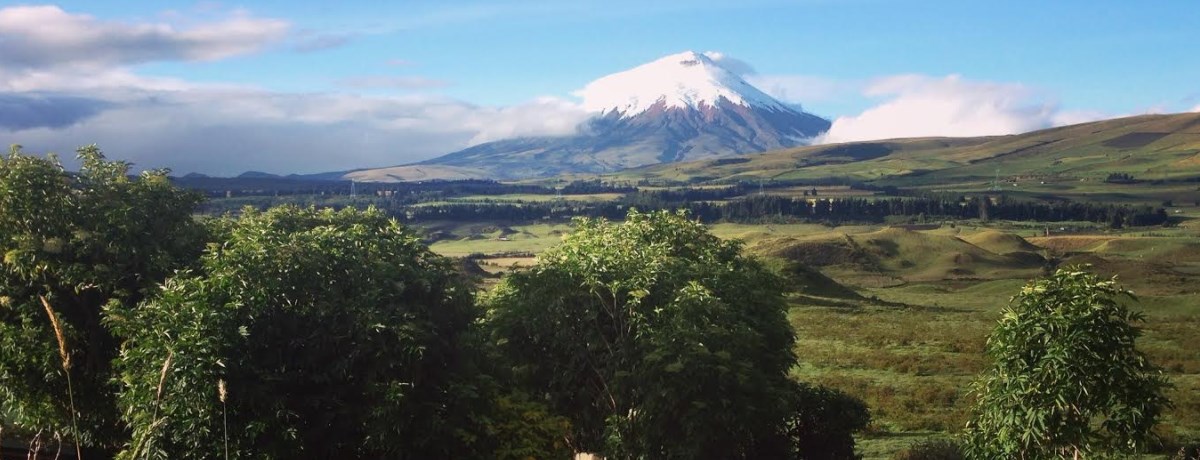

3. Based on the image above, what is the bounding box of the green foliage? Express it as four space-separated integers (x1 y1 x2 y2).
0 145 203 451
963 267 1172 459
487 392 574 460
1173 442 1200 460
485 209 865 459
891 439 965 460
786 382 871 460
109 206 486 459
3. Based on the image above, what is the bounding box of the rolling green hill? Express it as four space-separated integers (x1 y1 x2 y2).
603 112 1200 189
752 227 1046 284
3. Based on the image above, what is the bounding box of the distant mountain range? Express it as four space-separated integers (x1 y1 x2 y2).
339 51 830 182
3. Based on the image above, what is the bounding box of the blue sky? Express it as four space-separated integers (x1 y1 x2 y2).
2 1 1198 174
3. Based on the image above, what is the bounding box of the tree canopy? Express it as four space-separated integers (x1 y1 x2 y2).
110 205 492 459
963 267 1172 459
484 209 866 459
0 145 204 453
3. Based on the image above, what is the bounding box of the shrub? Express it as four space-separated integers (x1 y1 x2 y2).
485 210 867 459
963 267 1172 458
110 206 488 459
0 146 203 454
892 439 964 460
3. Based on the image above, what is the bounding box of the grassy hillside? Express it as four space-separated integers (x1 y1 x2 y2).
602 112 1200 200
751 227 1046 285
773 226 1200 457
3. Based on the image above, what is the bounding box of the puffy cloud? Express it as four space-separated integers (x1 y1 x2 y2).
818 75 1067 143
458 96 592 145
702 51 756 76
0 5 593 175
1192 104 1200 113
0 5 289 71
0 67 213 93
0 88 590 176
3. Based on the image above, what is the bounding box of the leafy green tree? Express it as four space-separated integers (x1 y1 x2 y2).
484 209 866 459
787 383 871 460
109 206 499 459
963 267 1172 459
0 145 203 453
487 391 575 460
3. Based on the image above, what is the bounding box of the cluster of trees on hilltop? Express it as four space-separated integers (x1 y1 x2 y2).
1 146 1175 459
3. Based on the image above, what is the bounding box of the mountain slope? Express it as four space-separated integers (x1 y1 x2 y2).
605 112 1200 184
371 51 831 181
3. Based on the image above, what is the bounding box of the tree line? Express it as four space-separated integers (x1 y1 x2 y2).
392 193 1170 228
174 176 634 200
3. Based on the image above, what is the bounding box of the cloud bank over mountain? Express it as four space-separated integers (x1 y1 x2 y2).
817 75 1099 144
696 53 1100 145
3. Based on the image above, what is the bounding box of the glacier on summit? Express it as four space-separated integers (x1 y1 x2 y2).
576 51 793 116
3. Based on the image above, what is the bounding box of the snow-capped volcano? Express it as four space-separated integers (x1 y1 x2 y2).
381 51 832 180
577 50 793 116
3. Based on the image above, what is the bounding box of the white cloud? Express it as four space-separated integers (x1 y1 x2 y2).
0 5 289 71
0 67 209 93
459 96 591 145
0 5 594 175
701 51 756 76
818 74 1067 144
1190 104 1200 113
0 88 591 176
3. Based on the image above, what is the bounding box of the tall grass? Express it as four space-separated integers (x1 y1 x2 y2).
127 350 174 460
39 296 81 460
218 379 228 460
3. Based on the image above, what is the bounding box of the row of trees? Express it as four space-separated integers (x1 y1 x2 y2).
700 195 1170 227
176 176 633 200
393 194 1170 228
1 146 1173 459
